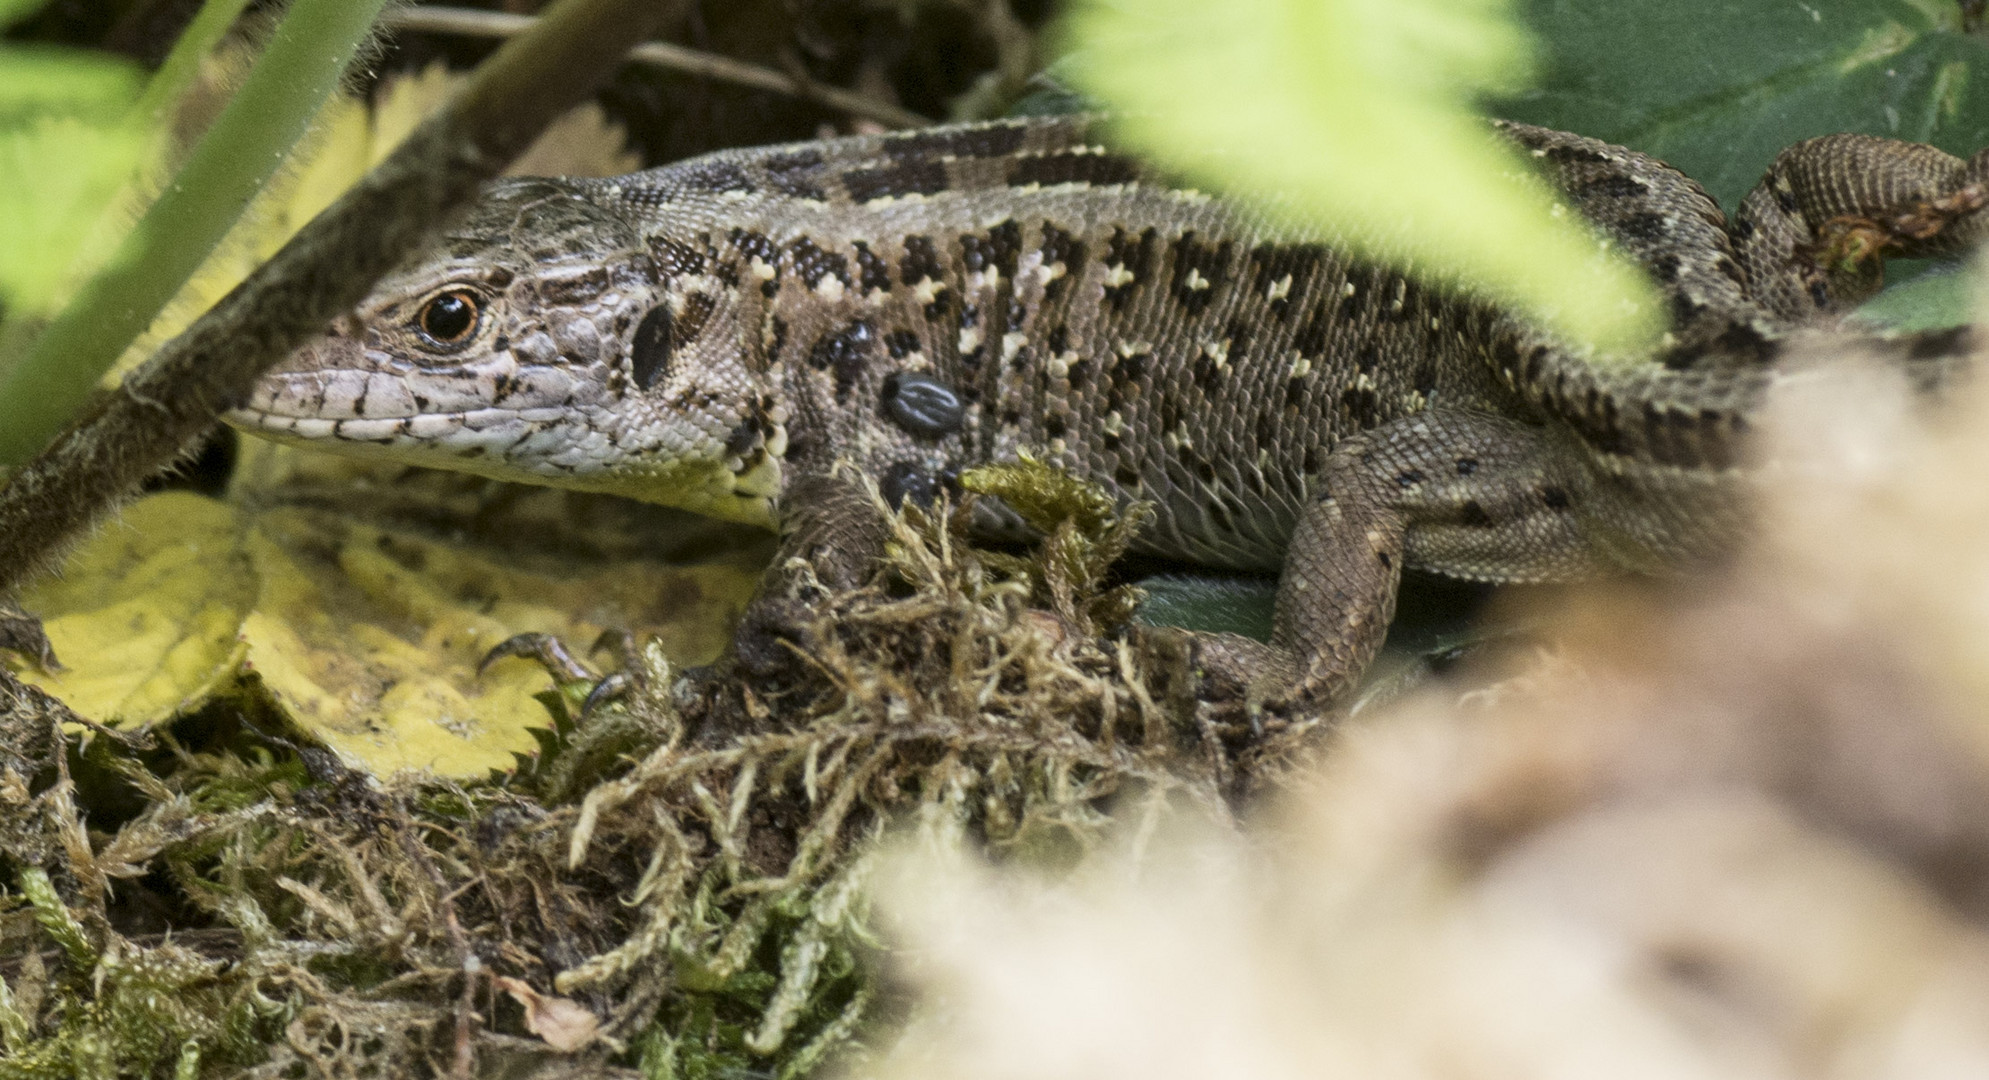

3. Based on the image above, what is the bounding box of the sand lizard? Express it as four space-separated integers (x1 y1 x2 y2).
227 115 1989 717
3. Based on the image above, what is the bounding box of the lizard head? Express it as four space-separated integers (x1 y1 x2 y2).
228 178 785 527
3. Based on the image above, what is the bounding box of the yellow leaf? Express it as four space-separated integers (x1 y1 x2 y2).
238 500 757 778
10 458 763 777
8 492 252 726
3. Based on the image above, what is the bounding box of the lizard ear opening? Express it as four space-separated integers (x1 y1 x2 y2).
631 304 674 390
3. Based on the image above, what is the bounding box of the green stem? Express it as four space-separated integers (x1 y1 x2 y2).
133 0 257 123
0 0 388 464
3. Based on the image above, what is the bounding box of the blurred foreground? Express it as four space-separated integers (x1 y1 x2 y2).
866 323 1989 1078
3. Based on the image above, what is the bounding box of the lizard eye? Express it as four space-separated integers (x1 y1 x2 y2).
415 289 483 348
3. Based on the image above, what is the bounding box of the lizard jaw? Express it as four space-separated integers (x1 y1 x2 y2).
229 402 781 528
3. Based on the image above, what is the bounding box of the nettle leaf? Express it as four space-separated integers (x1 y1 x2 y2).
1063 0 1663 355
1498 0 1989 211
1498 0 1989 330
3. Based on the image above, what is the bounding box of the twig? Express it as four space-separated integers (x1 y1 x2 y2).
0 0 686 596
383 5 934 130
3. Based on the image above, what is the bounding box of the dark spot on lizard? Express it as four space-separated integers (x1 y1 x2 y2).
844 158 948 202
1225 320 1253 364
1114 464 1142 488
724 418 760 457
536 267 612 305
1045 324 1069 355
961 219 1024 279
1044 412 1067 438
1455 457 1479 476
1617 212 1671 243
762 149 827 200
1193 351 1224 392
1395 468 1425 488
651 237 705 276
1039 224 1085 302
1302 447 1321 473
881 461 942 509
1540 486 1571 510
1293 303 1334 358
1414 360 1440 396
1544 144 1610 166
678 160 754 195
1382 277 1417 323
1112 350 1148 387
790 237 852 291
1580 174 1648 199
675 292 716 347
885 122 1027 161
1168 231 1233 316
809 319 875 401
1102 226 1158 310
885 329 921 358
1065 357 1092 385
1247 243 1326 322
880 372 966 438
900 234 942 285
1340 386 1385 429
1336 265 1371 321
852 241 892 294
1457 500 1494 527
767 317 788 368
1008 150 1141 189
630 305 673 390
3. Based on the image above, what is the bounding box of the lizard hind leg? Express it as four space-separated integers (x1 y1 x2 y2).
1162 410 1605 721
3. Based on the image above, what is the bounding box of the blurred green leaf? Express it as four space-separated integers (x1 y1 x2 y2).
0 45 141 117
1852 261 1979 330
0 45 145 315
1063 0 1663 356
1497 0 1989 212
0 0 49 28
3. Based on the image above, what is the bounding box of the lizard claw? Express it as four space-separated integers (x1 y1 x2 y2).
0 606 60 672
578 671 635 718
480 632 597 683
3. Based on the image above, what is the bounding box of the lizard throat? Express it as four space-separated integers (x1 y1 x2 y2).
226 404 781 529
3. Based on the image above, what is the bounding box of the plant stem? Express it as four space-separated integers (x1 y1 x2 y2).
0 0 387 464
0 0 682 593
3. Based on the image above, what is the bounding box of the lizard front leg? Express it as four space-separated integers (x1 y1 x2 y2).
731 466 897 678
1159 410 1604 719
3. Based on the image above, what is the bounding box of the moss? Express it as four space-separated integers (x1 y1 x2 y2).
0 468 1234 1078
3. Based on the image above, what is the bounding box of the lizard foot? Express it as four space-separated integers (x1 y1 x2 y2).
0 603 59 671
480 629 651 718
1137 625 1307 741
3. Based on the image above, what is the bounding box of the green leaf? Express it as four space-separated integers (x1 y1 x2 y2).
1497 0 1989 211
0 0 49 29
1851 261 1979 330
0 44 142 119
0 47 145 315
1062 0 1664 355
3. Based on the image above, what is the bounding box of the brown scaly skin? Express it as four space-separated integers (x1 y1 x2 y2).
228 116 1989 720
